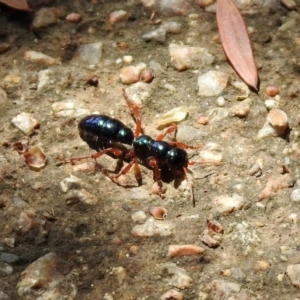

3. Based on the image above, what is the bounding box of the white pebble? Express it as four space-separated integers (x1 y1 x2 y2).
197 71 230 96
11 112 40 135
123 55 133 64
78 42 103 65
290 189 300 202
213 194 245 215
169 43 214 71
216 96 225 107
131 210 147 224
265 99 278 109
131 217 174 237
159 263 193 289
287 264 300 287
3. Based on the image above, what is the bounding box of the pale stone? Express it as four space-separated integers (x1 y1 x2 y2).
213 193 245 215
169 43 214 71
78 42 103 65
198 71 230 96
11 112 40 135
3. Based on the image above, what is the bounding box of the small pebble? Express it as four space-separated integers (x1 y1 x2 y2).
123 55 133 64
290 189 300 202
287 264 300 288
17 253 76 299
267 108 289 136
31 7 64 29
197 71 230 96
11 112 40 135
217 96 226 107
266 85 280 97
160 289 183 300
131 210 147 224
254 261 270 271
201 232 220 248
119 66 140 85
155 106 189 129
66 13 82 23
108 10 129 26
131 218 174 237
197 115 209 125
230 102 250 118
142 27 167 43
160 263 193 289
4 238 15 248
140 68 155 83
169 43 214 71
78 42 103 65
24 50 61 66
213 193 245 215
0 252 19 263
167 244 205 257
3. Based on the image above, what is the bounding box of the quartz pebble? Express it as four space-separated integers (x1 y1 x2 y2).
213 193 245 215
287 264 300 288
210 280 241 299
142 27 167 43
197 71 230 96
52 99 90 117
11 112 40 135
124 82 152 107
78 42 103 65
17 252 77 299
169 44 214 71
24 50 61 66
160 263 193 289
290 189 300 202
131 217 174 237
266 108 289 136
131 210 147 224
37 69 52 91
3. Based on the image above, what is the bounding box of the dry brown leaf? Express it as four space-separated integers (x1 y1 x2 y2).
216 0 258 91
0 0 29 10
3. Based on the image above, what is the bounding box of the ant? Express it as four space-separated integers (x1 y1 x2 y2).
62 89 222 206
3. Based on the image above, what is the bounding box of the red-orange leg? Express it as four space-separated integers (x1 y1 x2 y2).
156 125 202 150
122 89 142 138
148 158 164 197
58 147 123 164
156 125 177 141
109 157 142 185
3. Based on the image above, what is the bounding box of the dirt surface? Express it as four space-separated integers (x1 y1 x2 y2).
1 0 300 299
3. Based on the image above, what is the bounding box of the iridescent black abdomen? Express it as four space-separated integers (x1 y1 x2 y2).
78 114 134 149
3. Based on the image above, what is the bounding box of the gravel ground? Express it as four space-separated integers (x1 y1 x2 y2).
1 0 300 299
